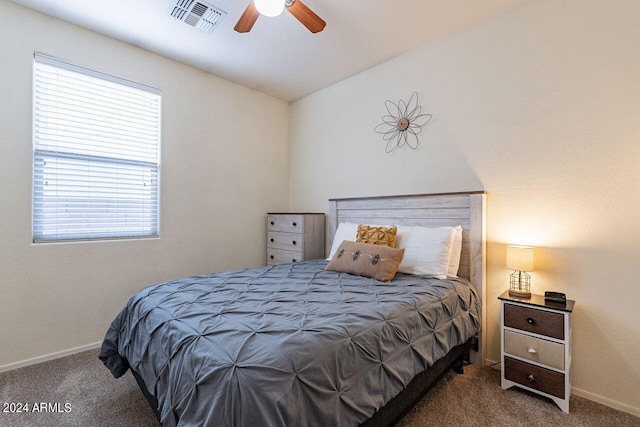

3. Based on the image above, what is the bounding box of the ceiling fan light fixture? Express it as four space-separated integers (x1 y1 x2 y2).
253 0 285 17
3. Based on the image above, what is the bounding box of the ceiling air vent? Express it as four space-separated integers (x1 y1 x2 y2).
170 0 227 33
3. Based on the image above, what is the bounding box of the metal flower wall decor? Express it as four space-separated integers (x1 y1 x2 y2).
374 92 432 153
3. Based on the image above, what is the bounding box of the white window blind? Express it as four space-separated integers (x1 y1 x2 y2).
33 53 161 242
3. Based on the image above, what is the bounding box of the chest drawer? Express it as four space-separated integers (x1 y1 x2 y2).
268 231 302 252
267 247 302 265
268 214 304 233
504 330 565 370
504 356 565 399
504 303 564 340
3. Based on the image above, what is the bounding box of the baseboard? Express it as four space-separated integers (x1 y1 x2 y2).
484 359 503 374
572 386 640 418
0 342 102 373
485 358 639 418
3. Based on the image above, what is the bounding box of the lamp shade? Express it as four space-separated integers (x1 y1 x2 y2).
254 0 285 17
506 245 534 272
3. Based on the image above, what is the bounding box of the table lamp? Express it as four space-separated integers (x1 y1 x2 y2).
507 245 534 298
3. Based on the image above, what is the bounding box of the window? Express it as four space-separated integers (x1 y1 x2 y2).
33 54 161 242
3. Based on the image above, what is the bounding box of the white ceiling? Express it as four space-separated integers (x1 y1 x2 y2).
9 0 526 102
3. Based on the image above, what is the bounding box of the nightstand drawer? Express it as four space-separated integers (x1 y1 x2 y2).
268 215 303 233
268 232 302 252
504 356 565 399
504 330 565 370
267 248 302 265
504 303 564 340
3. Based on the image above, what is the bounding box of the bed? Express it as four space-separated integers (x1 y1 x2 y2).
100 191 486 426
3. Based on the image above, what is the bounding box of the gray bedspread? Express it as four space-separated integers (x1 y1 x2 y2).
100 259 480 427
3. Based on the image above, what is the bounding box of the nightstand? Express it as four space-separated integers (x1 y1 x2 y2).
267 213 325 265
499 291 575 413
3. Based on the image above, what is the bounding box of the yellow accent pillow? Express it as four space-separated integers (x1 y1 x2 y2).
356 224 397 248
325 241 405 282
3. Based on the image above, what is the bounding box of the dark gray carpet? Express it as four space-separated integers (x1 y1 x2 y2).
0 348 637 426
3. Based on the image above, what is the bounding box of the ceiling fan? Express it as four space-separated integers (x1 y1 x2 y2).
234 0 326 33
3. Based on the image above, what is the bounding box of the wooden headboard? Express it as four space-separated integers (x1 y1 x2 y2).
328 191 487 365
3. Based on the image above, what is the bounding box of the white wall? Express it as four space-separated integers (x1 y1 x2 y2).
0 1 290 367
290 0 640 415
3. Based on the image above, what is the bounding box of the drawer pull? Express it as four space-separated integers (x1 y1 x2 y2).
270 255 274 259
270 221 275 225
270 238 274 242
527 374 536 383
527 318 535 325
292 259 297 262
292 240 297 245
527 347 537 354
292 222 297 227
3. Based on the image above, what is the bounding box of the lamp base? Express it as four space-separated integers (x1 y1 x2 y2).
509 270 531 299
508 289 531 298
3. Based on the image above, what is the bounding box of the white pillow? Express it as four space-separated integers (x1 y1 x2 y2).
327 222 359 260
447 226 463 278
395 225 454 279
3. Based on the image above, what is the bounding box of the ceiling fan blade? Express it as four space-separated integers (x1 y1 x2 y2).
234 1 260 33
286 0 326 33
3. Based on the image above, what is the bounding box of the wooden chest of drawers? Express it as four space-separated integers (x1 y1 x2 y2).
267 213 325 265
499 291 575 413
